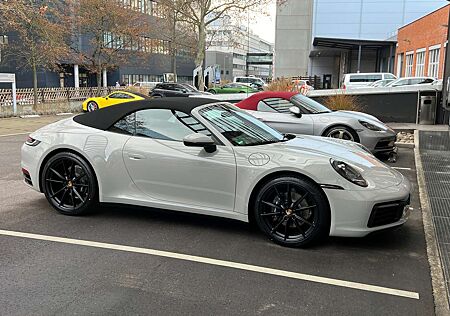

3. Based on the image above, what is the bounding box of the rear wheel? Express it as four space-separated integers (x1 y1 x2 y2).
324 125 359 142
86 101 98 112
207 89 216 94
42 152 97 215
254 176 330 247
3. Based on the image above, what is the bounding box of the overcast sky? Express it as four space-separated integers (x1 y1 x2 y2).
249 2 277 44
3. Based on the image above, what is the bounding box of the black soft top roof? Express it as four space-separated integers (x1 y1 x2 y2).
73 97 219 130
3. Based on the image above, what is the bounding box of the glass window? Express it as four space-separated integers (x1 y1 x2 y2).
257 101 277 112
349 74 382 83
260 98 295 113
428 47 440 78
415 51 425 77
291 94 331 114
135 109 208 141
109 93 125 99
110 113 136 135
405 53 414 77
199 104 284 146
385 74 396 79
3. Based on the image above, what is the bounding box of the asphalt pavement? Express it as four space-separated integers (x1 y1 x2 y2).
0 129 435 315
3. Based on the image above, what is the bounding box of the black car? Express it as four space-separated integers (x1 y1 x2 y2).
150 83 212 98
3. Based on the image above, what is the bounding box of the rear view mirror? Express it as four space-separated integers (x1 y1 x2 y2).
183 133 216 153
289 106 302 118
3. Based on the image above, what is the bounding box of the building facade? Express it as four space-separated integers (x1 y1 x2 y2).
395 5 449 79
206 20 274 82
275 0 449 86
0 0 196 88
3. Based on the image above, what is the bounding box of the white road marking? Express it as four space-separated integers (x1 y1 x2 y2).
0 132 32 137
392 167 413 171
0 229 420 300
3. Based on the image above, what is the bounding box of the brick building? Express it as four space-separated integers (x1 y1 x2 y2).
395 4 449 79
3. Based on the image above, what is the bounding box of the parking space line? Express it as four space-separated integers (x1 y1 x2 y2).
0 132 32 137
392 167 413 171
0 229 420 300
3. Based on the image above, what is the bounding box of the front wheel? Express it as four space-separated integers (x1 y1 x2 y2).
254 176 330 247
86 101 98 112
207 89 216 94
42 152 97 215
324 125 359 142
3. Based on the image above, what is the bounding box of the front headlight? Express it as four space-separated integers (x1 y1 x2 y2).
330 159 368 187
25 136 41 147
359 120 383 131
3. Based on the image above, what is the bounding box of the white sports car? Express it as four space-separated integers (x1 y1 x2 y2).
21 98 411 247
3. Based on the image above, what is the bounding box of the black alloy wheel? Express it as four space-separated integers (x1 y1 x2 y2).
254 176 330 247
42 152 97 215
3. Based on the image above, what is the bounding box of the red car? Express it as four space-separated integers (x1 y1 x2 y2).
235 91 297 111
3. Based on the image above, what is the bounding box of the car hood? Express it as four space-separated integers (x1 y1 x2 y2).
264 135 403 188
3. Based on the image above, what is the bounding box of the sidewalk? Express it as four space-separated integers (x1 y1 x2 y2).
0 115 69 136
417 130 450 313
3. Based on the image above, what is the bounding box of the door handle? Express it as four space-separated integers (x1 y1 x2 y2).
127 153 145 160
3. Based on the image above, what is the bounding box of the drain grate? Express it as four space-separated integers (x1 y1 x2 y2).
419 130 450 306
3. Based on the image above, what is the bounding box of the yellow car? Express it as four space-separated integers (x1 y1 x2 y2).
82 90 147 112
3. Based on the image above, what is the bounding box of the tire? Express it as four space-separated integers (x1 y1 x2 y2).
254 176 330 247
42 152 97 216
86 101 98 112
239 91 246 93
208 89 216 94
324 125 359 143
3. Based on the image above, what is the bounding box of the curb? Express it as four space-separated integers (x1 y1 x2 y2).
414 130 450 315
395 142 415 149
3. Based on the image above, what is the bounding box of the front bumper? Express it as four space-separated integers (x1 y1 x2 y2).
325 175 411 237
358 129 397 154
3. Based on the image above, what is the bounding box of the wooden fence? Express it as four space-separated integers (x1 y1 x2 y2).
0 86 121 107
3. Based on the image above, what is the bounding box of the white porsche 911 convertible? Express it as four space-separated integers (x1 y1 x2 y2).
21 98 411 247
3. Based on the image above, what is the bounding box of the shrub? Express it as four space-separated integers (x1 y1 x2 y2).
322 92 363 112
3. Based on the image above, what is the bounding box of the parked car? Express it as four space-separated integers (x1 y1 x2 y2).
341 73 397 89
21 98 411 247
150 83 211 98
82 91 147 112
236 91 397 155
368 79 395 87
234 76 267 89
385 77 435 87
207 83 259 94
133 81 160 89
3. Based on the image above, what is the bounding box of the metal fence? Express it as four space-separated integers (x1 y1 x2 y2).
0 86 121 107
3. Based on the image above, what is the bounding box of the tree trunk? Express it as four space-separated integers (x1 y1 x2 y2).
32 61 38 111
195 22 206 91
171 12 177 77
96 71 102 95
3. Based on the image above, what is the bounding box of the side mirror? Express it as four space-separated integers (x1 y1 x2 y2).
289 106 302 118
105 97 109 100
183 133 217 153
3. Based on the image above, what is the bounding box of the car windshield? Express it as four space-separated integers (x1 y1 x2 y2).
290 94 331 114
181 83 198 92
199 104 285 146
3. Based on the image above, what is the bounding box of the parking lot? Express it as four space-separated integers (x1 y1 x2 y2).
0 118 435 315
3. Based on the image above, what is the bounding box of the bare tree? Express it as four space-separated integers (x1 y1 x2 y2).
65 0 151 90
0 0 69 109
159 0 282 90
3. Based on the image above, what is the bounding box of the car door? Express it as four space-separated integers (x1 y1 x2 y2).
249 98 314 135
122 108 237 211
